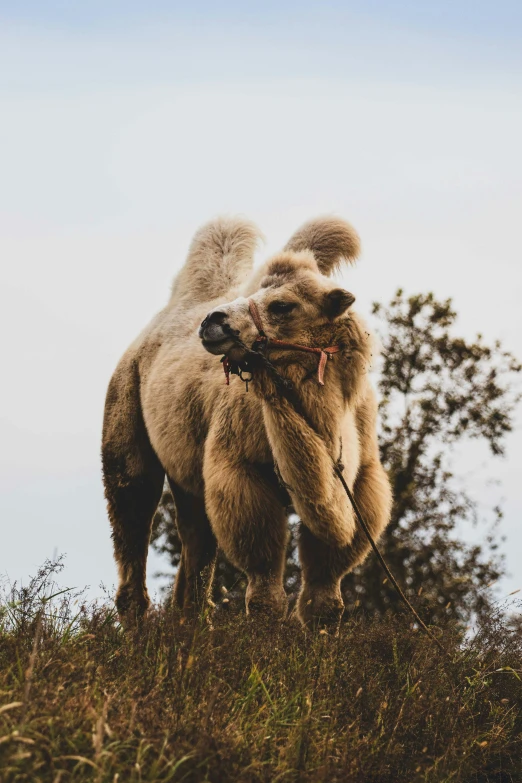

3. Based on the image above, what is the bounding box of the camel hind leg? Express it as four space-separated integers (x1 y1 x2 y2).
102 356 165 623
167 481 217 616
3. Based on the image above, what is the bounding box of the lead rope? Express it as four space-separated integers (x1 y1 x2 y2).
332 456 446 653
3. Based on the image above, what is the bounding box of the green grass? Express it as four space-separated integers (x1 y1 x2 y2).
0 561 521 782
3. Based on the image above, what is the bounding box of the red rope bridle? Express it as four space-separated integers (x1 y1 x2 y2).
222 299 341 387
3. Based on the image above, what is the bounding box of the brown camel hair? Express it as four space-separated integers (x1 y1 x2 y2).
102 216 392 627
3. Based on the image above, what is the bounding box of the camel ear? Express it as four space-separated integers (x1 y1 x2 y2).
324 288 355 319
284 216 360 276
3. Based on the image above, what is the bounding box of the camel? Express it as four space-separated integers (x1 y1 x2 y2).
102 216 392 627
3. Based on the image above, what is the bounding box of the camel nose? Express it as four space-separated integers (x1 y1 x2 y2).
202 310 227 327
198 310 229 342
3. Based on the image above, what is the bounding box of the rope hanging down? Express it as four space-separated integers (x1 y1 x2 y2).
332 462 445 653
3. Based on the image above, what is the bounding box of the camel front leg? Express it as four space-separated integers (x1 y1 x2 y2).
250 370 390 628
204 436 289 619
298 459 392 627
257 379 357 549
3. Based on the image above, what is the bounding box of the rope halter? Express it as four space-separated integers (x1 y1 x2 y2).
247 299 341 385
221 298 341 387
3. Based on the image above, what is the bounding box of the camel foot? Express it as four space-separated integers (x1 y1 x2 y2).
297 585 345 630
115 584 150 629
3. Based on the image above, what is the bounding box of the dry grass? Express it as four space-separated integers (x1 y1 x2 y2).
0 560 521 782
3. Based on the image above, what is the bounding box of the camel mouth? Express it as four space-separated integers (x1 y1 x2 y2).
201 336 235 355
201 337 231 350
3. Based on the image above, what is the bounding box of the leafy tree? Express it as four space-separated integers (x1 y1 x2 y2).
151 291 521 624
345 291 520 624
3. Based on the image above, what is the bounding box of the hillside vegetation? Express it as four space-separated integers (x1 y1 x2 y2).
1 562 521 782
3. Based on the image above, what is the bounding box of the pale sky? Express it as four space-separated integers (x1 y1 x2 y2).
1 2 521 601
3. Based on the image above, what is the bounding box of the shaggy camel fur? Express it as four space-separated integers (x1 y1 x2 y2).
102 216 392 626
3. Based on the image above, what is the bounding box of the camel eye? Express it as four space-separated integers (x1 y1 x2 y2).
268 301 297 315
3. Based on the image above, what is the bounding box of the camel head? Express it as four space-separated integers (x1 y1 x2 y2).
199 217 360 363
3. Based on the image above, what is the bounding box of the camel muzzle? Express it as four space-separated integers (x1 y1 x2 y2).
199 311 231 345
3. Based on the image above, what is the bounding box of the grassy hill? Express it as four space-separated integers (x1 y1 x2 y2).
1 563 521 782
